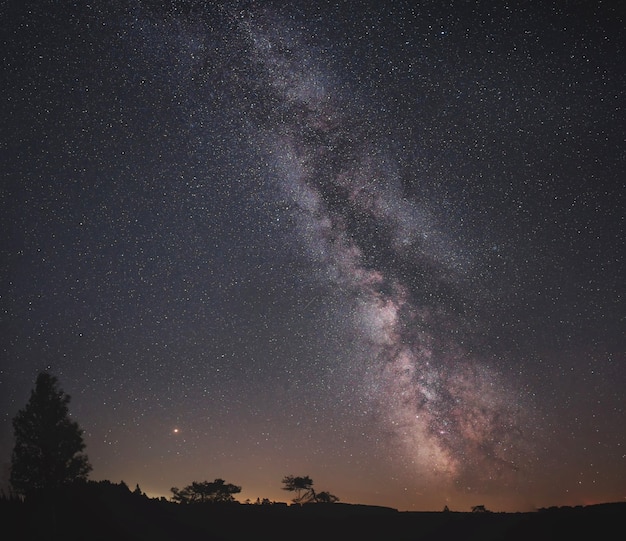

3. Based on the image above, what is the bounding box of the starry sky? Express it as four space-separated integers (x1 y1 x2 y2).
1 0 624 512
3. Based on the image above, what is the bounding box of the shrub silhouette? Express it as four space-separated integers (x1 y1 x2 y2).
315 491 340 503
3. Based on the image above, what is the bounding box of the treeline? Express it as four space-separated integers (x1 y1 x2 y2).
0 479 397 541
169 474 339 505
1 480 624 541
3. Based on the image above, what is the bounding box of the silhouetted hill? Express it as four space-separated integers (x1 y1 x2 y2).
1 481 624 541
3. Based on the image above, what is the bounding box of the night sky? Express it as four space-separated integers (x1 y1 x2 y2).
1 0 624 512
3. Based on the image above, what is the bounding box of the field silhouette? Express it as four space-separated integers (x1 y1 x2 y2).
1 480 623 541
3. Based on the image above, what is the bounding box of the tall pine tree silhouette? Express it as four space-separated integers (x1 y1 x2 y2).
10 372 91 497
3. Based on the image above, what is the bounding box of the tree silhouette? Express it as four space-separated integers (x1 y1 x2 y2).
171 479 241 503
10 372 91 498
281 475 316 503
281 475 339 504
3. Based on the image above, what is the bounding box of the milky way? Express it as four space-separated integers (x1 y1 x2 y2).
234 5 532 492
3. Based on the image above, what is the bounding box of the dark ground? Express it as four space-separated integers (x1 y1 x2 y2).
1 482 624 541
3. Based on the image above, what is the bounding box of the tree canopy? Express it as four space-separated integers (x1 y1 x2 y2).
171 479 242 504
10 372 92 497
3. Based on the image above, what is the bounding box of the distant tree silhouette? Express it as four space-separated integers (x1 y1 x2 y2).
10 372 91 498
171 479 241 503
281 475 339 504
472 504 489 513
282 475 316 503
